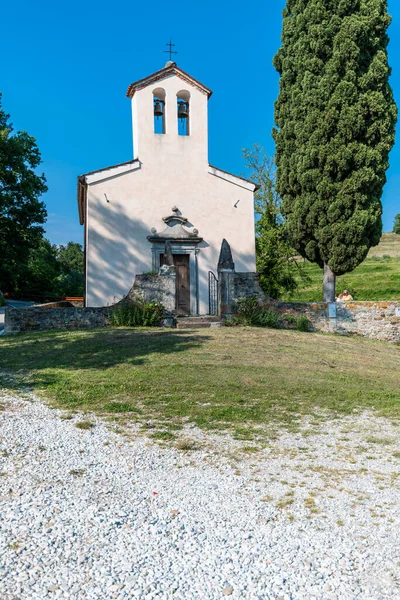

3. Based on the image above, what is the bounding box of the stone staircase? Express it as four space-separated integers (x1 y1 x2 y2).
175 316 224 329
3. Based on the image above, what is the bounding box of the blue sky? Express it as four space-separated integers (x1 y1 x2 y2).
1 0 399 245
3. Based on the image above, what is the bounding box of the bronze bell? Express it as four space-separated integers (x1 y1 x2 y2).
178 102 189 119
154 100 164 117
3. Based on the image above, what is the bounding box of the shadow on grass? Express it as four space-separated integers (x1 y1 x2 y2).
2 327 400 430
0 328 208 389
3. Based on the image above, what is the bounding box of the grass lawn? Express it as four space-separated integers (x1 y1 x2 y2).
284 233 400 302
1 328 400 439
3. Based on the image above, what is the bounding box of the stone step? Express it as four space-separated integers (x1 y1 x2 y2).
178 315 221 322
177 315 221 323
176 316 223 329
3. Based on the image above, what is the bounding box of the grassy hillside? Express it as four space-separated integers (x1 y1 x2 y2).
284 233 400 302
1 328 400 439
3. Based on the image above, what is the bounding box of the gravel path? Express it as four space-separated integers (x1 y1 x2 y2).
1 391 400 599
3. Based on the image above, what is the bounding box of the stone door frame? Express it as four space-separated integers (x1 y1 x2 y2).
151 242 200 315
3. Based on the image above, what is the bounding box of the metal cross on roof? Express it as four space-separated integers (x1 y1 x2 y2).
164 38 177 61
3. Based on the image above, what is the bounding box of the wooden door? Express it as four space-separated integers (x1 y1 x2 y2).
174 254 190 315
159 253 190 315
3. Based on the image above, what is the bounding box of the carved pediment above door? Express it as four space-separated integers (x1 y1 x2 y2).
148 207 202 316
147 206 203 244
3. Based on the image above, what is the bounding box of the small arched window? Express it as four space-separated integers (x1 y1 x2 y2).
177 90 190 136
153 88 166 134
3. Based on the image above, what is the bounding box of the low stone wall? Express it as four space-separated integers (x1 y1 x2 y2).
231 272 265 303
336 301 400 341
127 268 176 313
4 266 177 335
268 300 400 343
4 307 111 335
5 296 399 343
219 271 265 316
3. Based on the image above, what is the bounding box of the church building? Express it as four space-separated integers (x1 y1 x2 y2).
77 62 258 314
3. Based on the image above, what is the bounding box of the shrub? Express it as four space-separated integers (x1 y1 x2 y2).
259 309 282 329
110 300 164 327
0 292 6 307
236 296 259 323
237 296 282 329
282 314 296 325
295 316 311 332
235 296 311 332
224 317 242 327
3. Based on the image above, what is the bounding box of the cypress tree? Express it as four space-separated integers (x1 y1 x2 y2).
273 0 397 301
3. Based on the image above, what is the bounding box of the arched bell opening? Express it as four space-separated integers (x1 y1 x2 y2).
177 90 190 136
153 88 166 134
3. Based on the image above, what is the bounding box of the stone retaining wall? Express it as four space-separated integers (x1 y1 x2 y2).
336 301 400 341
4 300 400 343
4 307 111 335
268 300 400 343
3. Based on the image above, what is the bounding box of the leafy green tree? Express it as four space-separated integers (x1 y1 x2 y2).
18 239 84 299
56 270 84 297
20 238 60 298
56 242 84 297
0 94 47 293
243 145 307 299
273 0 397 301
57 242 84 275
393 213 400 235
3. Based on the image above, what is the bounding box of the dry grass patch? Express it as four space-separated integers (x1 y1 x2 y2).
69 469 86 477
365 436 395 445
175 438 197 451
150 431 176 441
276 491 295 509
75 421 94 430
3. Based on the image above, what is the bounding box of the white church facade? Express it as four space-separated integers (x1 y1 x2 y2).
77 62 258 314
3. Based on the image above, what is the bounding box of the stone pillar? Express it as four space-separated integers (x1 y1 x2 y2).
217 239 235 318
326 301 337 332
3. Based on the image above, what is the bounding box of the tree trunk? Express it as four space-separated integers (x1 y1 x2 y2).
323 263 336 303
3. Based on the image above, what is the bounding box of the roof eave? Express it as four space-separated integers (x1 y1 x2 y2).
77 159 140 225
80 158 139 179
126 64 212 99
208 164 260 192
77 176 87 226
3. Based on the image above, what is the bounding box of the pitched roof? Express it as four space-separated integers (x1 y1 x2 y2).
126 63 213 99
208 164 260 191
79 159 138 178
77 160 140 226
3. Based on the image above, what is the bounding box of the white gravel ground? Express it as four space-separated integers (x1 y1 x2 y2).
1 390 400 600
